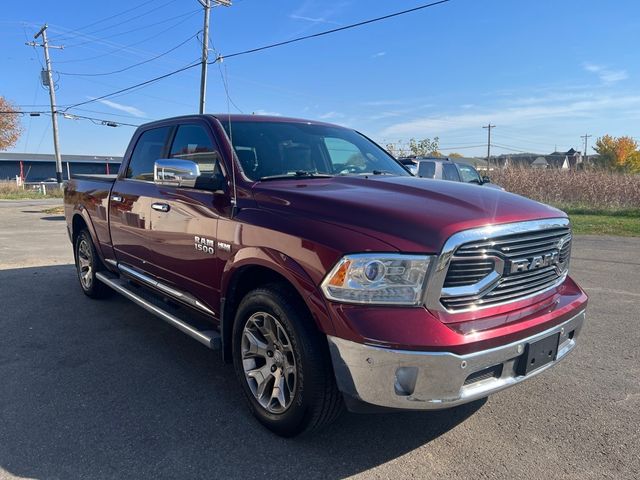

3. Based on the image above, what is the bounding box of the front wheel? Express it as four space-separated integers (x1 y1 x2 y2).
232 285 343 437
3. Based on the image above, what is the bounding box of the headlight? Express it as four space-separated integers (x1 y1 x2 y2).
320 254 433 305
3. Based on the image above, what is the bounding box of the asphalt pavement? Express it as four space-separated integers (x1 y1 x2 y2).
0 199 638 480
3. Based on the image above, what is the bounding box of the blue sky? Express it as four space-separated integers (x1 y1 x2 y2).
1 0 639 157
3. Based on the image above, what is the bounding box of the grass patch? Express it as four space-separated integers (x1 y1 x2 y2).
559 206 640 218
42 206 64 215
0 181 64 200
567 213 640 236
552 205 640 236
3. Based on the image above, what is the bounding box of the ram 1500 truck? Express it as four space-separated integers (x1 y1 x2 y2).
64 114 588 437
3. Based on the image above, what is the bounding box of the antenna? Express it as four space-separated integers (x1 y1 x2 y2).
220 58 238 217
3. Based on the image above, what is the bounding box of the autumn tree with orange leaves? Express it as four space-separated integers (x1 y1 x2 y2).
0 96 23 150
593 134 640 173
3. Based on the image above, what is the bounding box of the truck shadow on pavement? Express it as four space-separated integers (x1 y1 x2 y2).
0 264 484 480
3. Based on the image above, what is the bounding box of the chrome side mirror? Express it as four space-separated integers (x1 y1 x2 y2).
154 159 200 188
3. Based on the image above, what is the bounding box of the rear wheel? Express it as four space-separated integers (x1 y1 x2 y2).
232 284 343 437
75 229 111 299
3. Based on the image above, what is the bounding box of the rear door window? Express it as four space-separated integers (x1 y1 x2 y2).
417 161 436 178
126 127 171 181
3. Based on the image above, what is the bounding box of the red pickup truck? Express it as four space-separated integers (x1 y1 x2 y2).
64 114 588 437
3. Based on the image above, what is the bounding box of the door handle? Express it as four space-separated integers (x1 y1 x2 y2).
151 202 171 213
111 194 124 203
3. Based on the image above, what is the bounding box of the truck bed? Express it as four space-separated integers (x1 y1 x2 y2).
64 175 116 257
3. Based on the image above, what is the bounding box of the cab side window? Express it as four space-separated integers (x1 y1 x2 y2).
458 164 481 183
442 163 461 181
170 124 222 176
126 127 171 181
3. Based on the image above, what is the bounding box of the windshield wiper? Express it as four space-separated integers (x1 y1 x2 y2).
259 171 333 181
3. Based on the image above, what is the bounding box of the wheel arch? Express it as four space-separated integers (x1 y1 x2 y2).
70 210 108 266
220 249 334 363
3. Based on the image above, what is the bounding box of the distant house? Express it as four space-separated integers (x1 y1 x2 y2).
0 152 122 182
546 148 581 169
494 148 597 169
532 157 549 169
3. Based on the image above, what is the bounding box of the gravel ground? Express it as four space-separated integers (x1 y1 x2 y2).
0 200 638 480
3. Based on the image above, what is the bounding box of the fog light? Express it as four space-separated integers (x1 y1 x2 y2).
394 367 418 396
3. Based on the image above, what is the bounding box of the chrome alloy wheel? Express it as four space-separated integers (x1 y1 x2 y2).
241 312 297 414
77 238 93 290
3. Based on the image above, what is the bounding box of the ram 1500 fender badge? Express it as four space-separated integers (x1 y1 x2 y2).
195 235 215 254
509 250 559 274
217 241 231 252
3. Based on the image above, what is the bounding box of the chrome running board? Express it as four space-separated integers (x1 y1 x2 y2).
95 271 221 350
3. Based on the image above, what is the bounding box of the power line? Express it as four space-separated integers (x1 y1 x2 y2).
80 0 180 38
51 0 173 43
70 107 152 120
62 61 201 111
63 6 199 48
439 145 486 150
60 0 451 113
60 113 140 127
216 0 451 61
492 132 558 149
1 110 140 127
490 143 530 153
58 32 199 77
55 11 200 64
218 62 244 113
491 142 577 155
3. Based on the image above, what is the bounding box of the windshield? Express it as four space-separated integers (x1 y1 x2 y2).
221 120 409 181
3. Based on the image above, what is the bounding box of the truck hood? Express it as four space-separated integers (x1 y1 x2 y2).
252 176 565 252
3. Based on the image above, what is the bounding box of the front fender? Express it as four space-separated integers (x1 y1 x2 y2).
222 246 335 335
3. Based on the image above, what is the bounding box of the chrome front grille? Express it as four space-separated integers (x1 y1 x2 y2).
443 258 495 287
439 224 572 311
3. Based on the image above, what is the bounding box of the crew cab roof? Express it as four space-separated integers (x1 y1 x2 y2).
137 113 344 130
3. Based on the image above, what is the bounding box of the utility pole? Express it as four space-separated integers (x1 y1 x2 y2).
198 0 232 114
26 25 64 186
483 124 495 169
198 0 211 115
580 133 592 167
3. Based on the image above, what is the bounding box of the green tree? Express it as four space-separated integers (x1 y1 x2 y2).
408 137 440 157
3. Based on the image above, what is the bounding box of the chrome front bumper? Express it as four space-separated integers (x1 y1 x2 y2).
328 310 585 410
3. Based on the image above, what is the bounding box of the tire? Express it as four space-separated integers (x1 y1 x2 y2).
232 284 343 437
74 229 111 299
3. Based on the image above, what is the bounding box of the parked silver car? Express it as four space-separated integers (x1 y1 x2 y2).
401 157 503 190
